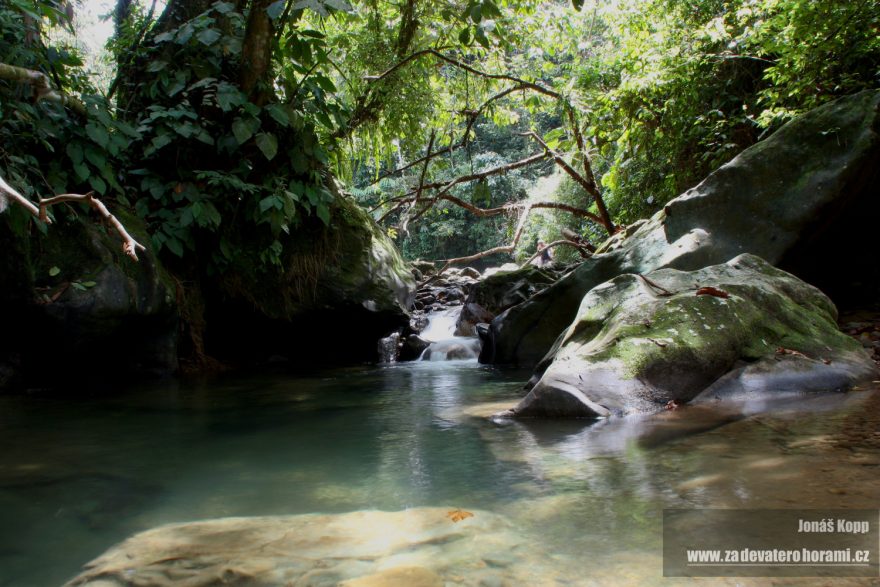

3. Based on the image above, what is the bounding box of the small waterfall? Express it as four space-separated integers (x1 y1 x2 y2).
419 307 481 361
377 332 401 363
419 307 461 342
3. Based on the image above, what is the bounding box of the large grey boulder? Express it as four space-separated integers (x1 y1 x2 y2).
455 264 556 338
485 90 880 368
509 255 878 418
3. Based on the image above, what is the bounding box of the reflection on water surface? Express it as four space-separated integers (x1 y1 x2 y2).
0 361 877 585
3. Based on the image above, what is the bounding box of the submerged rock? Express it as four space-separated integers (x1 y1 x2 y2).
64 508 549 587
509 255 878 418
486 90 880 368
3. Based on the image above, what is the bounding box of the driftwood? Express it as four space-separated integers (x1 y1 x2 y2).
0 174 145 261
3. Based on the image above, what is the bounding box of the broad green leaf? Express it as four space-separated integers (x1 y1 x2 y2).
48 266 60 277
85 123 109 148
216 82 244 111
255 132 279 160
323 0 353 13
196 28 221 45
89 175 107 194
175 24 194 44
259 195 279 212
151 133 174 151
165 237 184 257
266 0 286 19
73 162 90 181
232 117 260 144
265 103 290 126
316 203 330 225
293 0 328 17
146 59 168 72
65 142 83 165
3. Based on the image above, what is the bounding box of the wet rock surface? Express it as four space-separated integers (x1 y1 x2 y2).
63 508 563 587
486 90 880 369
509 254 878 418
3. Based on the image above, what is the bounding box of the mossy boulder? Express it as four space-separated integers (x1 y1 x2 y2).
4 207 178 387
486 90 880 368
509 255 878 418
209 189 415 363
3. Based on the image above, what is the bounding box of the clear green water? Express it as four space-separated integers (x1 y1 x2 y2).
0 361 878 586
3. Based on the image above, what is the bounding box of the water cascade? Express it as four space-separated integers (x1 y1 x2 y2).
419 307 482 361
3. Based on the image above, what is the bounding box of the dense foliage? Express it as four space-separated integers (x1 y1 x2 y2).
1 0 877 269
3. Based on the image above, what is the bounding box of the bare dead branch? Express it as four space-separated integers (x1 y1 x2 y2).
2 174 145 261
437 203 532 273
364 49 561 100
0 62 86 116
521 130 614 233
38 193 146 260
400 129 435 235
519 239 592 268
0 175 42 218
370 84 527 186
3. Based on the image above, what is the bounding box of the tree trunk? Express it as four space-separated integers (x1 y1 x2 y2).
240 0 275 106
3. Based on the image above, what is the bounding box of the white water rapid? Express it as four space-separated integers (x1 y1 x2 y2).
419 307 482 361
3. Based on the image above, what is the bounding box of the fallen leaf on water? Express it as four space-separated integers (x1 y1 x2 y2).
446 509 474 523
695 286 730 298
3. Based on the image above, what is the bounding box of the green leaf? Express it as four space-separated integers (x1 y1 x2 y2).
265 103 290 126
73 162 90 181
216 82 244 111
89 175 107 194
196 28 221 45
175 24 194 44
474 26 490 47
81 281 97 288
314 75 336 93
323 0 353 13
49 266 60 277
85 123 109 148
255 132 279 160
266 0 286 19
214 1 235 13
66 142 83 165
571 0 584 9
151 133 174 151
232 117 260 144
316 203 330 225
165 237 184 257
458 27 471 45
259 195 279 212
293 0 328 17
146 59 167 72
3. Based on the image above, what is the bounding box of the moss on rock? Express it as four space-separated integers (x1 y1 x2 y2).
512 254 878 418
